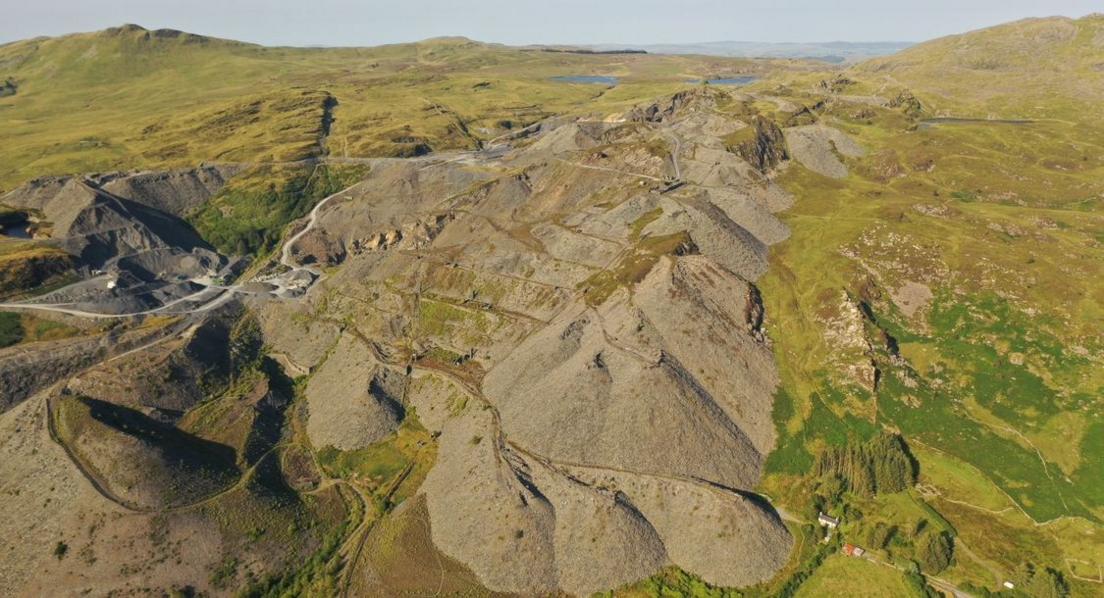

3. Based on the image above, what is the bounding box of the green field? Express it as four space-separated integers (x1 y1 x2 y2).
794 554 921 598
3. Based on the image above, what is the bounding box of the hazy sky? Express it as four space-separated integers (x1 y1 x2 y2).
0 0 1099 46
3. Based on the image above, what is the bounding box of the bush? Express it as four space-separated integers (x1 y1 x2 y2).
0 312 23 348
865 522 896 549
902 566 938 598
191 164 369 256
917 530 954 574
210 557 238 589
1015 563 1070 598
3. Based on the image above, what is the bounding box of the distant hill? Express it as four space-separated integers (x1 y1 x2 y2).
855 14 1104 116
578 41 914 63
0 24 782 191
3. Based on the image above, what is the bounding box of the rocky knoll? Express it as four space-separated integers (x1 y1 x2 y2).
256 87 863 594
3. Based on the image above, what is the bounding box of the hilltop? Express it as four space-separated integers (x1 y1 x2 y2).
585 40 913 63
0 24 789 191
856 14 1104 116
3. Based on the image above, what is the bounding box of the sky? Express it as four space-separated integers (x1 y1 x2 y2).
0 0 1099 46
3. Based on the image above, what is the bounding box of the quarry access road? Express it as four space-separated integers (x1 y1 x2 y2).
0 285 231 319
279 182 357 272
1 172 370 319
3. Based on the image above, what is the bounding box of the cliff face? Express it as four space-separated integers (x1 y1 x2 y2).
730 115 788 173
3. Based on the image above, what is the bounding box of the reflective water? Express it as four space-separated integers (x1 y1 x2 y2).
551 75 618 85
695 76 758 86
0 223 30 239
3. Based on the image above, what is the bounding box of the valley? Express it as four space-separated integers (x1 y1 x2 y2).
0 14 1102 598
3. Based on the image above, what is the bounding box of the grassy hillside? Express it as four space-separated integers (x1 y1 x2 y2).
0 24 787 191
752 16 1104 597
0 24 797 262
855 14 1104 117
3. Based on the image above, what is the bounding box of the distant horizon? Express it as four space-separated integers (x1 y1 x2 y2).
1 25 921 49
0 1 1100 47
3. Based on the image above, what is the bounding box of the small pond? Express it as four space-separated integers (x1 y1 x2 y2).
551 75 619 85
919 117 1034 129
0 223 31 239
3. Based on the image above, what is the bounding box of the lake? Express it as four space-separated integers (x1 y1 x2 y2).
551 75 618 85
691 76 759 86
0 223 30 239
919 117 1034 129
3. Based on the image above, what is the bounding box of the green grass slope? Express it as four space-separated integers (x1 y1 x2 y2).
0 24 786 191
856 14 1104 117
0 24 799 261
753 16 1104 598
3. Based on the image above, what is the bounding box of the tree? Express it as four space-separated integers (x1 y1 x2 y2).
902 566 939 598
866 522 896 549
868 433 916 493
917 530 954 574
813 432 917 497
1016 563 1070 598
815 474 846 508
0 312 24 349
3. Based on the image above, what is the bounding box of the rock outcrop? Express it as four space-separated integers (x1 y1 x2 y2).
783 124 865 179
730 115 788 173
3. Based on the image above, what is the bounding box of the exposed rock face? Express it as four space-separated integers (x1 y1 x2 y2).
53 395 240 510
485 305 764 490
0 322 181 413
629 87 719 123
888 89 923 116
421 406 671 596
815 74 854 93
98 165 240 217
567 468 792 587
0 167 234 309
344 213 454 257
4 165 238 221
891 280 933 318
821 291 880 392
731 116 789 173
64 314 238 416
255 305 342 373
291 228 347 266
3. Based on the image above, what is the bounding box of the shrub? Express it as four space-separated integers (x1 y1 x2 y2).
917 530 954 574
0 312 23 348
1015 562 1070 598
866 522 896 549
